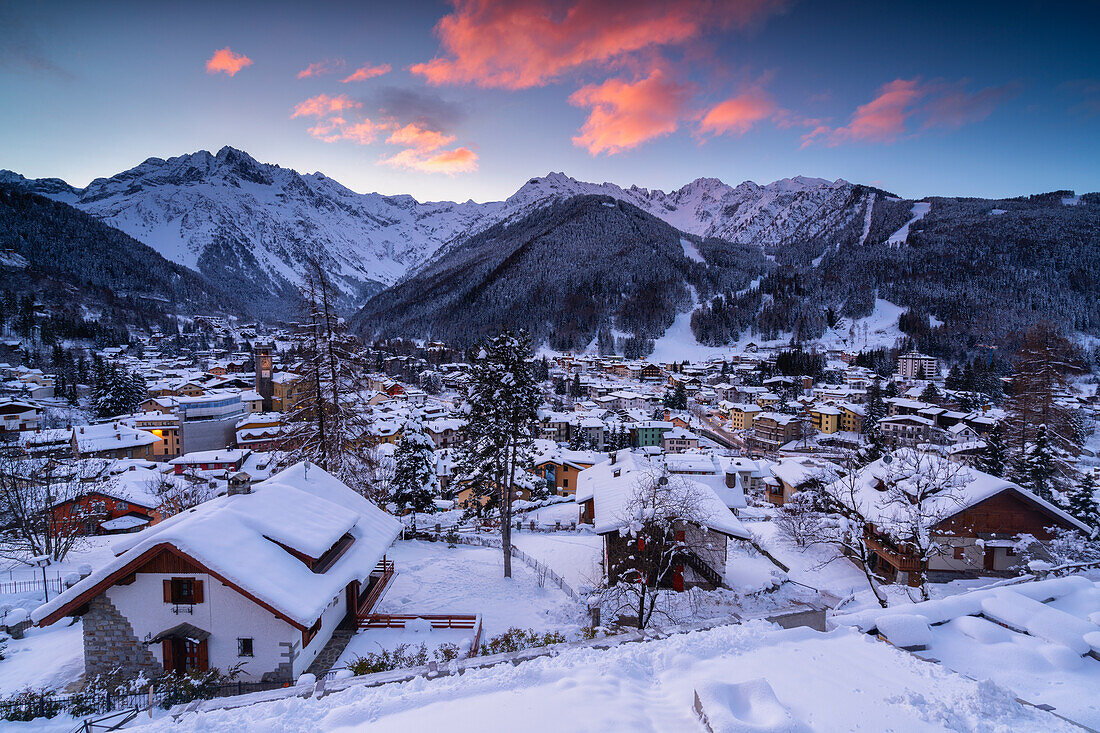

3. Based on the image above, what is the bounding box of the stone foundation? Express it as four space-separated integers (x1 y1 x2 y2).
82 594 161 680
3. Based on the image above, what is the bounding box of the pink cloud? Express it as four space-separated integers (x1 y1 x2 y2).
290 93 362 118
569 68 693 155
342 63 392 83
411 0 786 90
698 88 777 137
380 146 479 175
205 48 253 76
386 123 455 151
297 59 345 79
801 78 1017 147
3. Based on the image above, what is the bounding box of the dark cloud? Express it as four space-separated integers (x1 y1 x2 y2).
0 8 73 80
369 86 467 132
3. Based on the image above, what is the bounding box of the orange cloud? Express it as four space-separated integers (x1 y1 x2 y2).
342 119 392 144
298 59 344 79
307 117 347 142
411 0 786 89
380 146 478 175
291 93 362 118
342 63 392 83
698 89 777 137
386 123 455 151
569 69 692 155
205 48 253 76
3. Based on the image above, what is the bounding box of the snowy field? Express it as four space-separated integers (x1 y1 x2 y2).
122 622 1074 733
372 541 586 638
509 532 603 590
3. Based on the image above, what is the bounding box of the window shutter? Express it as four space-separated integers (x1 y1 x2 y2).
163 579 172 603
197 639 209 671
193 579 204 604
162 639 174 672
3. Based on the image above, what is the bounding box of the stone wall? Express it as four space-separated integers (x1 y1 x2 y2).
82 594 161 680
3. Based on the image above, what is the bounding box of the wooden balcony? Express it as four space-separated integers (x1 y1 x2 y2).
863 533 921 573
354 559 395 617
358 613 483 657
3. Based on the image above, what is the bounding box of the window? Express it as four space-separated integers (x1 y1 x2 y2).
953 547 965 560
237 638 254 657
164 577 203 604
562 478 569 489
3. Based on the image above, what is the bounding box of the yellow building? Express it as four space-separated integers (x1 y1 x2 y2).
729 404 761 431
809 405 841 434
839 403 864 433
756 392 781 409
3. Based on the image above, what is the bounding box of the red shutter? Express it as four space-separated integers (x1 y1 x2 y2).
193 579 204 604
197 639 209 671
162 639 174 672
163 579 172 603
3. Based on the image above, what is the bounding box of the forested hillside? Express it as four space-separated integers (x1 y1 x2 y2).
354 195 766 353
0 185 250 331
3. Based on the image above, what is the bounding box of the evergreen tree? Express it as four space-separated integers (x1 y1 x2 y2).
456 330 540 578
663 381 688 410
1005 321 1085 456
1012 423 1059 502
391 413 439 515
864 380 886 439
1066 472 1099 531
974 421 1008 478
569 373 582 399
568 428 591 451
919 382 941 403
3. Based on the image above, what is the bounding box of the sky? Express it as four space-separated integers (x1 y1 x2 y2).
1 0 1098 202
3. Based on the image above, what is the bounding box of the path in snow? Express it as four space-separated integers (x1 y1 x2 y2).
887 201 931 245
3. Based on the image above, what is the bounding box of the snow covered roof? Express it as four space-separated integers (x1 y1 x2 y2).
34 462 402 629
770 457 840 489
825 451 1090 539
576 451 749 538
73 423 159 453
169 448 250 465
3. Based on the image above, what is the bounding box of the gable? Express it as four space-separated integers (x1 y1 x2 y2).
936 488 1078 539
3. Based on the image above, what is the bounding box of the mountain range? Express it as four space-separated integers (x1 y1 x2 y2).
3 147 1097 357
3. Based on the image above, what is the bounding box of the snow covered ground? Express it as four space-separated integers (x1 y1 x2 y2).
887 201 932 245
122 621 1074 733
509 532 603 591
373 541 585 638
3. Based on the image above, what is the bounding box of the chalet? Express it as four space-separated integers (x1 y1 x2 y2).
661 427 700 453
73 423 160 461
49 465 165 536
33 463 402 683
828 452 1091 586
235 413 283 451
169 449 251 475
533 448 603 495
878 414 936 445
639 363 662 381
765 457 841 507
424 417 464 449
574 451 749 591
0 399 41 433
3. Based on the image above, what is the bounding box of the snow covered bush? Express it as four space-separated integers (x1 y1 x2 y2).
153 663 244 709
479 628 566 656
773 491 827 548
1 688 62 722
344 642 462 675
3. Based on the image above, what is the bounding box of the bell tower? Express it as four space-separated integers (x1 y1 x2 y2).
254 341 274 412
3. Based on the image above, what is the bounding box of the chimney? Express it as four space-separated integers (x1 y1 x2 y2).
725 469 737 489
228 471 252 496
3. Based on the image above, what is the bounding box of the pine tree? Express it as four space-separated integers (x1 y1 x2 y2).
456 330 539 578
569 373 582 399
663 381 687 410
974 421 1008 477
864 380 886 439
919 382 941 403
1066 472 1099 531
391 413 439 515
568 428 591 451
1005 321 1085 456
1012 423 1059 502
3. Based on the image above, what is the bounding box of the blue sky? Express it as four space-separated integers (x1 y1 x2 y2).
1 0 1098 202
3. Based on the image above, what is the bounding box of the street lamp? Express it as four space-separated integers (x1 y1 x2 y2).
30 554 50 603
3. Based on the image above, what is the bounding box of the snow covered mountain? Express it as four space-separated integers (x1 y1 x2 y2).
1 149 883 316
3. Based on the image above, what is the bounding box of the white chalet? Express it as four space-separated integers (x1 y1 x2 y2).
33 463 401 683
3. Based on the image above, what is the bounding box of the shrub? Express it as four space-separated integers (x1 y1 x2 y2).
1 688 62 722
478 628 566 656
344 641 466 675
154 663 244 709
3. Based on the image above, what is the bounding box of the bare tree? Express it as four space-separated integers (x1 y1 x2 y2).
144 471 217 518
599 470 709 629
773 489 827 548
280 258 377 496
0 456 98 562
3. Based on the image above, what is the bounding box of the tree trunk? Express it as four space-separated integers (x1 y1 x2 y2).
501 442 513 578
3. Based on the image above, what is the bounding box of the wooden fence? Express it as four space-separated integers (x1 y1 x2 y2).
358 613 483 657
